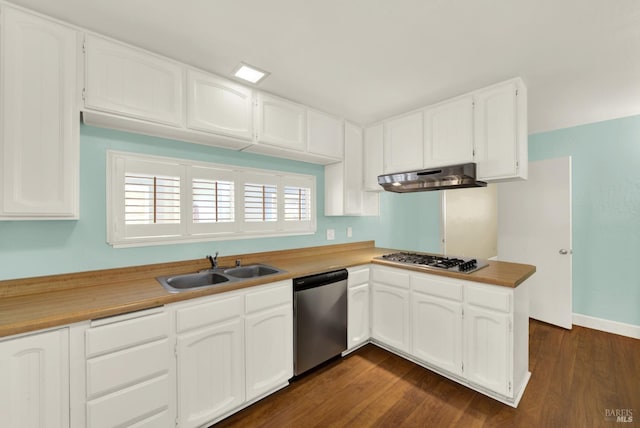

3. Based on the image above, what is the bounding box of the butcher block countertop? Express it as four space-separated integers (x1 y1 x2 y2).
0 241 535 338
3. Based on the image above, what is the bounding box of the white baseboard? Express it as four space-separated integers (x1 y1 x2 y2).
573 313 640 339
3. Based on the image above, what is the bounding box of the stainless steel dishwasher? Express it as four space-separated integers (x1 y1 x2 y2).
293 269 348 376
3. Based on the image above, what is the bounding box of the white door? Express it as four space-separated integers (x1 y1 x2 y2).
344 122 364 215
411 293 462 375
255 93 306 150
186 69 254 141
1 7 79 218
176 318 245 428
383 111 423 173
474 81 519 180
363 124 384 191
463 305 511 397
371 283 410 353
84 35 183 126
0 329 69 428
498 157 572 329
347 283 370 350
423 96 474 168
245 305 293 401
306 108 343 159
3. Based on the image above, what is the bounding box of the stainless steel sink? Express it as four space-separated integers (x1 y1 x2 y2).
224 264 284 279
157 264 286 293
157 271 231 293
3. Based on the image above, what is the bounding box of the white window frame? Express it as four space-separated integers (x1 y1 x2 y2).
107 151 317 247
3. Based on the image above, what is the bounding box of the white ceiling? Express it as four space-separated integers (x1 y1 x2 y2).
9 0 640 133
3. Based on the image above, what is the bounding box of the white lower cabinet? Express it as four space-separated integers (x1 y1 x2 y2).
0 328 69 428
173 280 292 427
175 294 245 428
463 305 510 396
411 287 463 376
79 307 174 428
370 266 410 353
244 281 293 401
463 282 514 397
347 265 371 351
370 264 529 407
177 315 245 427
245 305 292 401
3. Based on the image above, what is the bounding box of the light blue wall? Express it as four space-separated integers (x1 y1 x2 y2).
0 125 441 280
529 115 640 326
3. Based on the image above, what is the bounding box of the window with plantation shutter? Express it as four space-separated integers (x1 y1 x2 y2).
108 151 316 247
284 186 311 221
124 174 180 224
244 183 278 222
192 178 234 224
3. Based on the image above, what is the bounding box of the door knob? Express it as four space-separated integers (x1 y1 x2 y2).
559 249 569 255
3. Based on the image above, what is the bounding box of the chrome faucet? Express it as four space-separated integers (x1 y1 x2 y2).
207 252 219 270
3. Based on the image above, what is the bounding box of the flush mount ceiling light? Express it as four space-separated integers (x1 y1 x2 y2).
232 62 270 85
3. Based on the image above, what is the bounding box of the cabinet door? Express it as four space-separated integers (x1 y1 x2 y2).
363 124 384 191
186 69 253 141
464 306 511 396
307 108 343 159
348 283 370 350
255 93 306 150
344 122 364 215
371 283 410 353
411 293 462 376
474 81 519 180
1 7 78 218
84 35 183 126
245 305 293 401
0 329 69 428
177 317 244 428
383 111 423 173
423 96 474 168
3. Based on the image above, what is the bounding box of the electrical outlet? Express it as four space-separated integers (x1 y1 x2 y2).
326 229 335 240
347 226 353 238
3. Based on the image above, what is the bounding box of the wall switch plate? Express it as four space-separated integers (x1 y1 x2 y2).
326 229 335 240
347 226 353 238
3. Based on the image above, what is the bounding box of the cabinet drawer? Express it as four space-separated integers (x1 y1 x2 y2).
372 266 410 289
86 311 168 357
245 281 292 313
176 294 243 333
86 338 170 399
466 284 511 313
347 266 370 287
412 274 463 301
86 374 170 428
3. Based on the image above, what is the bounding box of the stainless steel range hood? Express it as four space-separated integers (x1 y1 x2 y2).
378 163 487 193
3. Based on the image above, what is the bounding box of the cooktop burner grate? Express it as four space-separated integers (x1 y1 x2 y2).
377 252 488 274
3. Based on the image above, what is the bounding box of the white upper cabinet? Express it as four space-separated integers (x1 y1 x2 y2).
383 110 423 174
423 96 474 168
306 108 343 161
186 69 253 141
474 78 527 181
343 122 365 215
0 6 79 219
254 92 306 150
363 124 384 191
375 78 527 182
84 35 183 127
325 122 379 216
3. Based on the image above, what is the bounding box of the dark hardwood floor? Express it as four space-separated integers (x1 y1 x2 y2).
213 320 640 427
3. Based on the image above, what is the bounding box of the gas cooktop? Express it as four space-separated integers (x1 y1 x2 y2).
376 252 488 274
